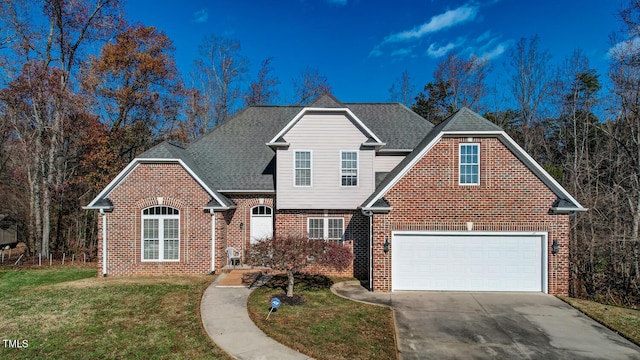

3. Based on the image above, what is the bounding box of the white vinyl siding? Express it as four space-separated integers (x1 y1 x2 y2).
307 217 344 240
294 151 312 187
459 143 480 185
276 113 375 209
142 206 180 261
341 151 358 186
373 154 405 172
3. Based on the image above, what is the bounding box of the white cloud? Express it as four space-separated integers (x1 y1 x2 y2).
383 4 478 43
369 47 383 57
479 41 509 60
192 9 208 23
391 48 413 57
326 0 347 5
427 40 462 58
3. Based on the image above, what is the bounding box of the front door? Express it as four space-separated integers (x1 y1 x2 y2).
250 205 273 244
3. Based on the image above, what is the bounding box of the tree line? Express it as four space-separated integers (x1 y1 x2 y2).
0 0 330 262
1 0 639 305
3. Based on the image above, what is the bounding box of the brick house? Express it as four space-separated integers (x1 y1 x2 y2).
84 94 585 294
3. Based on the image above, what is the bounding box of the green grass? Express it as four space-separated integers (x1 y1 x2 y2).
0 267 232 359
560 296 640 345
247 275 398 360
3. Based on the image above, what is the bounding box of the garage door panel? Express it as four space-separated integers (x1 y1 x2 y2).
392 233 544 292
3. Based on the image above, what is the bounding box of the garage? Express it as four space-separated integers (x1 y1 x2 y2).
392 232 547 292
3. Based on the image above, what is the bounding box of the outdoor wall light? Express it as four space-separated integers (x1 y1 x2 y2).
551 239 559 255
383 237 390 253
239 222 244 231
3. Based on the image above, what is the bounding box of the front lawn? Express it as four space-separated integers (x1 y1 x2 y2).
0 267 231 359
560 296 640 345
247 274 397 360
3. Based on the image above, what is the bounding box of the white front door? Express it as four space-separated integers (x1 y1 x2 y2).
250 205 273 244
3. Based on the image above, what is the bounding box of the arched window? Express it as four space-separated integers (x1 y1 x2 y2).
142 206 180 261
251 205 272 216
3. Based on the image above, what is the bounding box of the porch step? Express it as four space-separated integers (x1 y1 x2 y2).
219 264 254 273
216 269 263 288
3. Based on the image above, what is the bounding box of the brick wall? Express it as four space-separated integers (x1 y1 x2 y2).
274 209 368 277
371 137 571 295
97 163 213 276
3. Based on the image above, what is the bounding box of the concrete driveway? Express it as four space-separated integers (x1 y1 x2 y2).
332 283 640 359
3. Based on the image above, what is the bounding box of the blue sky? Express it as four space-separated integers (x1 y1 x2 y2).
126 0 625 104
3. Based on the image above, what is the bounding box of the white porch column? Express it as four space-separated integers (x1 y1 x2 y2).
100 209 107 277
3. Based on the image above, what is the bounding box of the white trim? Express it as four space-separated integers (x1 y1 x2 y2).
267 107 384 145
307 217 344 240
86 158 230 210
294 150 312 187
360 206 393 212
141 206 181 262
458 143 480 186
391 230 548 293
340 150 359 187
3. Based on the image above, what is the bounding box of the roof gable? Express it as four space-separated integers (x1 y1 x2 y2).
267 96 385 147
84 144 234 211
308 93 344 108
361 107 586 212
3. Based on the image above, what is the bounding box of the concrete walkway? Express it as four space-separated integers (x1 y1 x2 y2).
201 273 313 360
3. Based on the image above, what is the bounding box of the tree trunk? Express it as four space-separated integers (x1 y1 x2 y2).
286 270 295 298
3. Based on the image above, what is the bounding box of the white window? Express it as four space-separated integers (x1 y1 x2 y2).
341 151 358 186
459 143 480 185
295 151 312 186
307 217 344 240
142 206 180 261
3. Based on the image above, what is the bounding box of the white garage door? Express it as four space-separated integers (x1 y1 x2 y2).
392 232 546 292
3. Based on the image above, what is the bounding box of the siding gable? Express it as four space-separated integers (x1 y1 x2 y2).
276 112 376 209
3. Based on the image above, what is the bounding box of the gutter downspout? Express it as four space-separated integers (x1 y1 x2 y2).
361 209 374 291
211 212 216 273
100 209 107 277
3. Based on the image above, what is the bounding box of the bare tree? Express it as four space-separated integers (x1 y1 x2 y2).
194 35 247 127
435 52 489 111
413 52 488 124
292 67 332 105
508 36 553 153
244 57 279 106
389 70 415 107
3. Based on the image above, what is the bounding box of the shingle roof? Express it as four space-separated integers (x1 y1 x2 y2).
440 107 503 132
309 93 344 108
146 97 434 192
346 103 433 149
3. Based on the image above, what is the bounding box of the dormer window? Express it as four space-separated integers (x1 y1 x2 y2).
341 151 358 187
